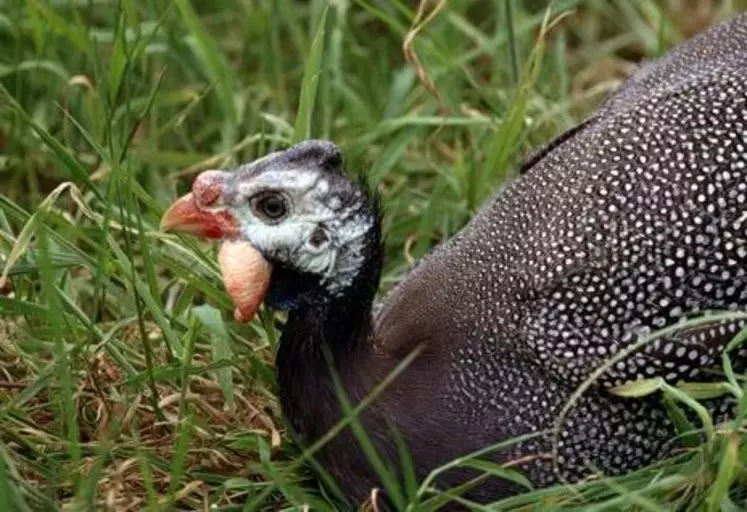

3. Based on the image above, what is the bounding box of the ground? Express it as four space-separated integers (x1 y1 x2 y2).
0 0 746 510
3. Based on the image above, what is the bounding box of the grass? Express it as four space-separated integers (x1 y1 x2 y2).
0 0 746 510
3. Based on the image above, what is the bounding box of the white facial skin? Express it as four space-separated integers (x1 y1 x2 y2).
222 167 374 297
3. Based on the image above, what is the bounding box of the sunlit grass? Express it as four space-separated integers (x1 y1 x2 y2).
0 0 746 510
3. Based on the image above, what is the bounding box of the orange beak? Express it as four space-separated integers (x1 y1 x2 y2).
160 171 239 239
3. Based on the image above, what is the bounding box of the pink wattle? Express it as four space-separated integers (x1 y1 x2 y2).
217 240 272 323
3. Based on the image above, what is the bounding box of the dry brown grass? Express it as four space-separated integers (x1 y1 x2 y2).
1 320 284 511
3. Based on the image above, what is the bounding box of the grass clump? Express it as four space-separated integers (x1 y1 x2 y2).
0 0 746 510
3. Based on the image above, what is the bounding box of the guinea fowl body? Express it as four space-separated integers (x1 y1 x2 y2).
274 13 747 507
159 12 747 510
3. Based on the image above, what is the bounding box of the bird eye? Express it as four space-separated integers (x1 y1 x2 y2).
251 192 288 222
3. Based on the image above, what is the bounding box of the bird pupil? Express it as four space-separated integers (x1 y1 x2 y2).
263 196 284 217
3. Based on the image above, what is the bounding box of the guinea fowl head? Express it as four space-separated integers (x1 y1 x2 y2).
161 139 383 325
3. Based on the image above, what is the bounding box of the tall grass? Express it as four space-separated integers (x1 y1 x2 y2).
0 0 745 510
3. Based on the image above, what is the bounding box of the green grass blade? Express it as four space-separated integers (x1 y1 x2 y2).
0 182 73 292
27 0 91 54
37 227 82 490
327 356 406 510
174 0 237 126
458 459 533 491
0 84 103 201
192 304 235 410
165 413 194 506
0 446 34 512
292 6 329 143
705 433 740 512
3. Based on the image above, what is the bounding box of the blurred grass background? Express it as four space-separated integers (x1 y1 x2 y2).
0 0 746 510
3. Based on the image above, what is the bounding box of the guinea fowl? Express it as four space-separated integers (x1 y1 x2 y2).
161 13 747 508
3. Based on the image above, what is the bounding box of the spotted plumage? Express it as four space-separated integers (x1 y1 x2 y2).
162 12 747 509
375 12 747 493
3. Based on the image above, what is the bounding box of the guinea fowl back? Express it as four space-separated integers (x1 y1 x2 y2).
374 10 747 498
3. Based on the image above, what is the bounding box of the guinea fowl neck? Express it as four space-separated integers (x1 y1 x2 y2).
275 196 384 440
